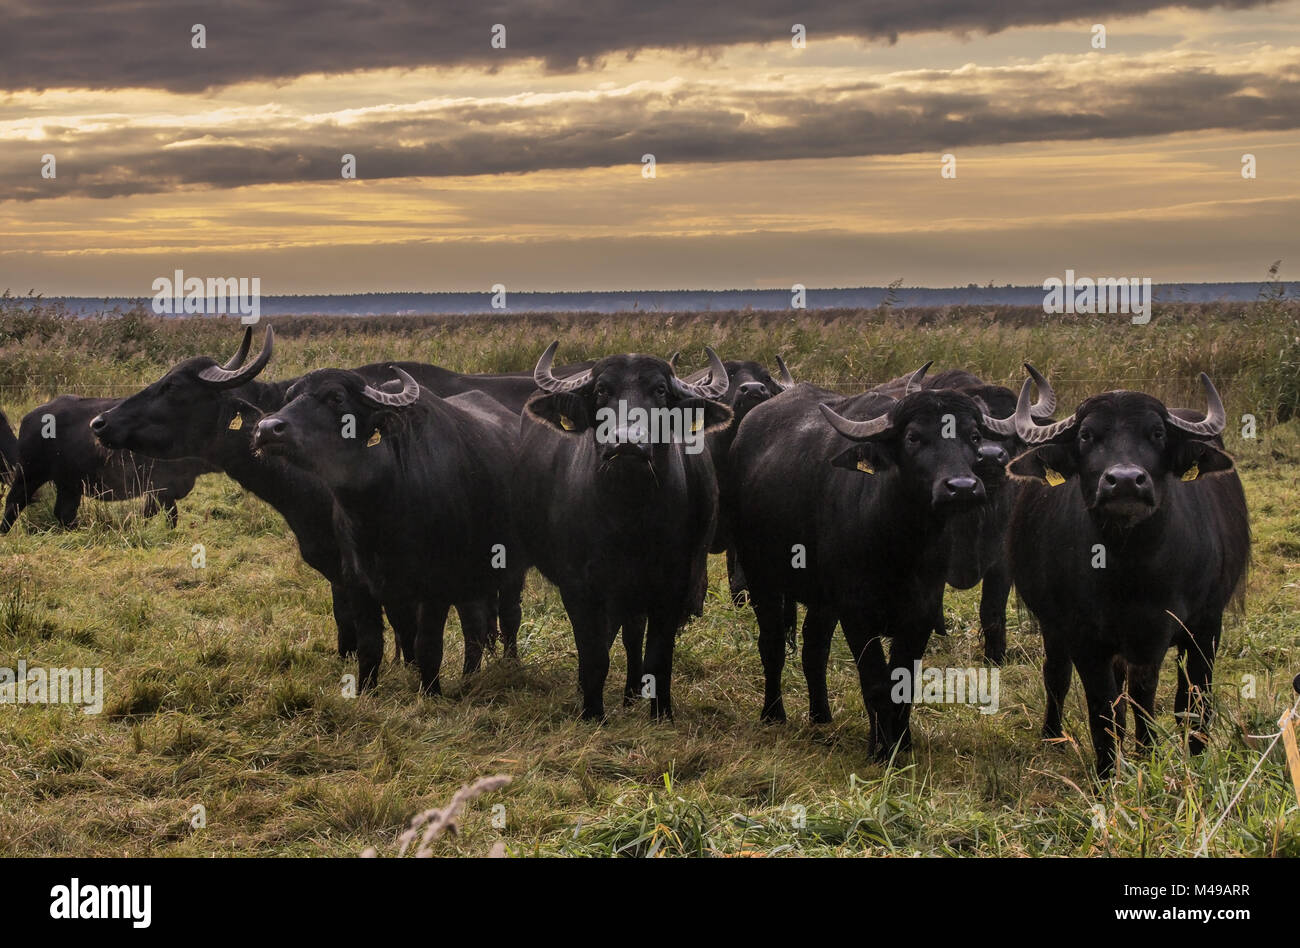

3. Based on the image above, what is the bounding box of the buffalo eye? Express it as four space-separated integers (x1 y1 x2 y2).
968 430 980 445
1150 426 1165 443
1079 428 1093 445
653 383 667 399
906 430 922 445
326 391 345 408
594 383 610 400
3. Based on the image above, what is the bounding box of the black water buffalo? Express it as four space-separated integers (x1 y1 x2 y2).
90 327 555 676
514 343 732 720
1007 370 1250 774
730 366 1009 757
1 394 210 533
872 365 1057 663
681 356 794 610
0 409 17 480
251 365 526 695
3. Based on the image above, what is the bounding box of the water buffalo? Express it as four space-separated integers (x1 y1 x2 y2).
0 409 17 480
251 365 526 696
1 394 210 534
681 356 794 610
872 365 1057 663
514 343 732 720
1007 370 1250 774
90 327 559 674
730 366 1009 757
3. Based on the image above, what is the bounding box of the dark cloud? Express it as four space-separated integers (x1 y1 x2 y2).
0 0 1272 92
6 54 1300 201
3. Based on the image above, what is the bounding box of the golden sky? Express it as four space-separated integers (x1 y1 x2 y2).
1 1 1298 294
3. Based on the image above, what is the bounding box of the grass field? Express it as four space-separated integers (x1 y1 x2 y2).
1 296 1299 856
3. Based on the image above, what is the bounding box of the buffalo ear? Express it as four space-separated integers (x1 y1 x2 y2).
1007 444 1077 484
674 397 733 435
525 391 591 434
829 441 895 475
1172 439 1235 479
221 397 261 433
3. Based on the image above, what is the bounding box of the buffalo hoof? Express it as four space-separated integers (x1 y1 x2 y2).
982 626 1007 666
760 702 787 725
809 707 833 726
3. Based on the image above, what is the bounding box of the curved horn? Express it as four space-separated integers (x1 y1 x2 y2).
1014 377 1077 444
360 367 420 408
775 355 795 390
904 361 933 395
671 347 729 400
221 327 253 370
534 342 593 394
668 351 681 372
1023 362 1057 420
980 411 1016 437
818 402 893 441
1165 373 1227 438
197 326 274 388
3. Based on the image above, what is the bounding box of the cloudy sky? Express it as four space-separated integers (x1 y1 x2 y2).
2 0 1298 295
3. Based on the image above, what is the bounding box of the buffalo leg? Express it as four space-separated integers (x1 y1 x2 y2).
455 599 493 676
838 614 893 759
751 589 788 723
642 609 677 720
1 467 46 533
414 600 451 696
53 482 82 528
1182 616 1220 755
885 627 933 754
353 592 387 692
979 562 1011 665
1127 660 1161 753
384 599 418 665
1041 625 1073 740
622 615 646 707
1074 649 1122 776
331 583 359 657
565 593 609 721
162 496 180 528
800 605 836 724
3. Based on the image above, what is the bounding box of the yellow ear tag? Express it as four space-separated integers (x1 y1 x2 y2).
856 459 874 474
691 415 702 434
1181 463 1199 482
227 413 243 431
366 430 381 447
559 415 575 432
1043 466 1065 487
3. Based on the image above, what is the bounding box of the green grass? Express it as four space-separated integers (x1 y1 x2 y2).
1 298 1298 856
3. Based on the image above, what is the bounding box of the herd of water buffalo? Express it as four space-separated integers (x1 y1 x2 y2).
0 327 1249 774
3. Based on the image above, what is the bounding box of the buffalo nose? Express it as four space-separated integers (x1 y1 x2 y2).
976 443 1010 467
943 475 982 498
255 417 286 444
89 413 107 433
1099 463 1152 501
737 381 767 401
602 441 651 463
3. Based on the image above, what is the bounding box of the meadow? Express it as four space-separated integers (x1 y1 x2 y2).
1 293 1298 857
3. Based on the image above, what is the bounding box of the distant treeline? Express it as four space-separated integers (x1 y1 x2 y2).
32 281 1288 317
